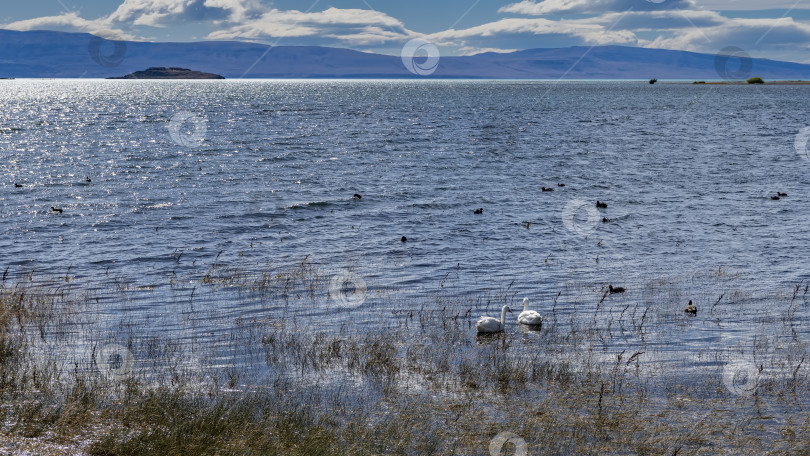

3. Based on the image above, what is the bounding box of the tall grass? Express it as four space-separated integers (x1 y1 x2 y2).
0 261 808 455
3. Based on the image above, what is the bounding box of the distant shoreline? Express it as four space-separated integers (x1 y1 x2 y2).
687 80 810 85
2 77 809 83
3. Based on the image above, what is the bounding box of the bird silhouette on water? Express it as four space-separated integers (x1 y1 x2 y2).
51 206 63 214
608 285 625 294
541 187 554 192
473 208 483 214
596 201 608 208
684 300 697 314
352 193 362 199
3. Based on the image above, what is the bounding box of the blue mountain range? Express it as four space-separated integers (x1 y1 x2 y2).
1 29 809 79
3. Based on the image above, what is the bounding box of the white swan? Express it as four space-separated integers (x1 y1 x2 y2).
476 305 512 333
517 298 543 326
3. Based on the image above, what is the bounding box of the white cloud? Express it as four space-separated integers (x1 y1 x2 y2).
585 9 726 30
204 0 264 22
645 16 810 54
2 12 136 40
2 0 810 62
458 47 522 55
415 6 810 63
106 0 254 27
699 0 806 10
427 17 639 48
499 0 696 15
206 7 415 45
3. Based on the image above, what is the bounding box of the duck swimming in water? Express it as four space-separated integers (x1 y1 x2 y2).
51 206 63 214
596 201 608 209
684 300 697 314
541 187 554 192
608 285 625 294
473 208 483 214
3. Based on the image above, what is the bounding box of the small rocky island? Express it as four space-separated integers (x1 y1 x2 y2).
108 67 225 79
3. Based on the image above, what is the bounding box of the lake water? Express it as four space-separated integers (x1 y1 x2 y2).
2 80 810 380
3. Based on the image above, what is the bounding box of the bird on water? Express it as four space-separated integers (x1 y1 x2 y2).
596 201 608 208
51 206 63 214
608 285 625 294
684 300 697 314
473 208 483 214
517 298 543 326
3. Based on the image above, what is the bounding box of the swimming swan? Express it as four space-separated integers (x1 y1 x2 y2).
517 298 543 326
476 305 512 333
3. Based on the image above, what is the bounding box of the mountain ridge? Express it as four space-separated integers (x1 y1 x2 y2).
1 29 809 80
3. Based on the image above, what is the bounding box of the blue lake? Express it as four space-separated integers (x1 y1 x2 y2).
1 79 810 372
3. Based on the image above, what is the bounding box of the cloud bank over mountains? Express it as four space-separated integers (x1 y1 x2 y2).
3 0 810 62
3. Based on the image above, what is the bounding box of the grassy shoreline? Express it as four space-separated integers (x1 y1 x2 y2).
0 264 808 455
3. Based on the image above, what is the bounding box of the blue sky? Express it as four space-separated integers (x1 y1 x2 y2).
3 0 810 62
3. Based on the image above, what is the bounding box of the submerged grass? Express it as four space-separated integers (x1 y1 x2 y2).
0 261 809 455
